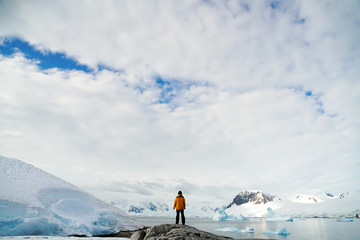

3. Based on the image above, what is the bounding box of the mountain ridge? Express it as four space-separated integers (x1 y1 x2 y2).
226 190 276 208
112 189 360 219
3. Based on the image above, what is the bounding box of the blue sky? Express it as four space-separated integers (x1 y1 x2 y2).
0 0 359 204
0 38 91 72
1 37 318 108
0 37 195 107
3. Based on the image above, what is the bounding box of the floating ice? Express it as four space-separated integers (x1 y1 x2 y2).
240 226 254 233
263 230 276 235
215 226 254 233
215 227 240 232
336 217 354 222
264 227 290 235
277 227 291 235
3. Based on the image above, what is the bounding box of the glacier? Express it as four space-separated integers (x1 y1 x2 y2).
0 156 142 237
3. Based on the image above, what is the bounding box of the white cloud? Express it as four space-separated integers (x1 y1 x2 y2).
1 1 357 86
0 54 358 198
0 0 359 202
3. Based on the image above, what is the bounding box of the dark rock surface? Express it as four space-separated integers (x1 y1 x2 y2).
94 229 139 238
130 224 233 240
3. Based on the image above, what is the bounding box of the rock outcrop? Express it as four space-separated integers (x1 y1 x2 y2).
227 191 276 208
130 224 232 240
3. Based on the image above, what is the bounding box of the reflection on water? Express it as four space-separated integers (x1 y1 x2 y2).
134 216 360 240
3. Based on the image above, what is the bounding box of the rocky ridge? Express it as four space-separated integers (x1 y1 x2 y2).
130 224 233 240
100 224 273 240
227 191 276 208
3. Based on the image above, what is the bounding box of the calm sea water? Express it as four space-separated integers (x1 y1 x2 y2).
134 216 360 240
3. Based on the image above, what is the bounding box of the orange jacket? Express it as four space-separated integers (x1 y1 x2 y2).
173 195 186 210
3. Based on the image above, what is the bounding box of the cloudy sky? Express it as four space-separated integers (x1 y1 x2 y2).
0 0 359 204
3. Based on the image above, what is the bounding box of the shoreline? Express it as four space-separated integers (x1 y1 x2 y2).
94 224 275 240
126 224 275 240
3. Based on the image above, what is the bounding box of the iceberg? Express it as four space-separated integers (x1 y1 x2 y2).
336 217 354 222
264 227 290 235
266 207 277 218
265 207 288 221
212 210 248 221
0 156 142 236
212 210 228 221
240 226 254 233
277 227 291 235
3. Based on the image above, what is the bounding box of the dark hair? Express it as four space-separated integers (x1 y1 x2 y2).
178 191 182 195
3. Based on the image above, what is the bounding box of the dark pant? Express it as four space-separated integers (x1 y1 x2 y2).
176 210 185 225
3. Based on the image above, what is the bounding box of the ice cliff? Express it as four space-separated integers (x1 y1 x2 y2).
0 155 142 236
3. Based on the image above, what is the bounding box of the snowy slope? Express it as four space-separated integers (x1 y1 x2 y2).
224 190 360 219
0 156 142 236
112 200 218 218
284 189 336 203
225 190 287 218
113 200 172 217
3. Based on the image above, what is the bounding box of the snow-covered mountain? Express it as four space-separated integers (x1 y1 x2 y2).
113 200 172 216
224 190 284 219
3 154 358 236
227 190 276 208
112 200 218 218
0 155 142 237
285 189 336 203
224 190 360 219
109 189 360 220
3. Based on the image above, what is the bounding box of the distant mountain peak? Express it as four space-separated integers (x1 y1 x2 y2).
290 190 337 203
226 190 276 208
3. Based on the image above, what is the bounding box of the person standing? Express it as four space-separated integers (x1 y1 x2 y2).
173 191 186 225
